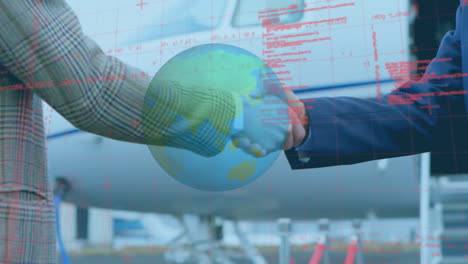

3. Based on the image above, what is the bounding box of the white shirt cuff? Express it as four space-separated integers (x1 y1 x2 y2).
231 95 244 133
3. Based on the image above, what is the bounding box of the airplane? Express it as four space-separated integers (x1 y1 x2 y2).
45 0 435 263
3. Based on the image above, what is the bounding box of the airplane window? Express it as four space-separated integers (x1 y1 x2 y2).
232 0 304 27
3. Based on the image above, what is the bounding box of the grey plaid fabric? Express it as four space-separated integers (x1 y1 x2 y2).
0 0 238 263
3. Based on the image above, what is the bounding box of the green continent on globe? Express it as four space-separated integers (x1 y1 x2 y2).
228 160 257 183
159 49 267 105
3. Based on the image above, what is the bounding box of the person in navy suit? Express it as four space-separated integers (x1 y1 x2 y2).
288 1 468 169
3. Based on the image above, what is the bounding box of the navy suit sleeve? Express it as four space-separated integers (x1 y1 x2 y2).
287 4 468 169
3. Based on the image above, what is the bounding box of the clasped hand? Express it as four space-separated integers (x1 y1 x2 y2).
232 89 307 157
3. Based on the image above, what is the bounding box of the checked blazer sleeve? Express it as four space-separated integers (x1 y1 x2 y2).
0 0 240 157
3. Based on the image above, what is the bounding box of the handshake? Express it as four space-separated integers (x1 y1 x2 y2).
230 88 308 158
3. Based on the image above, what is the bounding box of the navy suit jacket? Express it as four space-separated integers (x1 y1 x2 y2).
287 1 468 169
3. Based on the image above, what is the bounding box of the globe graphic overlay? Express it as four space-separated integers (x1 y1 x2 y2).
142 44 289 191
